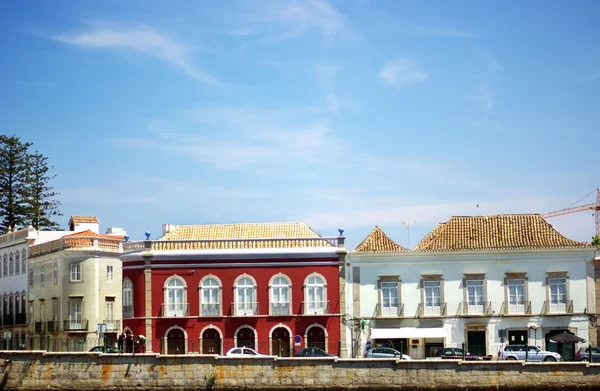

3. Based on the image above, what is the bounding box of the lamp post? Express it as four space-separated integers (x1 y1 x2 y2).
343 313 354 358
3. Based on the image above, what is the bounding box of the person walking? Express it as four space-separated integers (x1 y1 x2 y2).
117 332 126 353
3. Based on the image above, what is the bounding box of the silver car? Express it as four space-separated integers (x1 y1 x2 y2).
498 345 562 362
364 347 411 360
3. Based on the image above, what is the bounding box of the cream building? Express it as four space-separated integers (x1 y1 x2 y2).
27 216 125 351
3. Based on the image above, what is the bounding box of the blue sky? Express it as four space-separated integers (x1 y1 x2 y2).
1 0 599 248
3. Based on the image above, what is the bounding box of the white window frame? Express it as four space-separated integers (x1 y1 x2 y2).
70 263 82 282
466 280 485 314
69 301 82 329
380 281 399 317
549 278 567 313
235 275 257 316
106 265 113 281
15 252 20 276
164 276 187 317
21 249 26 274
9 253 14 276
106 301 115 330
269 274 291 315
507 279 526 314
304 273 327 315
423 281 441 316
199 275 221 317
123 279 133 318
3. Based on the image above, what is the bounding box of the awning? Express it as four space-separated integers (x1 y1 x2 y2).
371 327 446 340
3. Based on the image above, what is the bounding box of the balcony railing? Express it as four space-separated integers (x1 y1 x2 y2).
270 302 291 315
300 301 330 315
47 320 59 333
35 321 45 333
2 314 14 326
29 236 123 257
15 313 27 325
231 302 259 316
201 304 221 317
123 305 133 319
63 319 89 331
104 319 121 331
500 301 532 315
417 303 447 317
160 303 190 317
375 303 404 317
458 302 492 316
543 300 573 315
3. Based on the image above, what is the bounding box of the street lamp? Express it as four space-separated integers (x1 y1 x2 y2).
343 313 354 358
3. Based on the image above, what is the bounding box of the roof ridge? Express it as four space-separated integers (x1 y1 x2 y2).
355 225 408 253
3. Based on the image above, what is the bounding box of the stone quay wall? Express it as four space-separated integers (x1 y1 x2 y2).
1 351 600 391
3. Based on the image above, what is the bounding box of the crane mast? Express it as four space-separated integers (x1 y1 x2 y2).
542 188 600 236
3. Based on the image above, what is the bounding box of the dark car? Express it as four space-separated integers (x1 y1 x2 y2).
89 345 117 353
435 347 482 360
575 347 600 362
295 348 336 357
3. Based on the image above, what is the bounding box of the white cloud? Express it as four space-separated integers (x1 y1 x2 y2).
50 23 218 85
378 60 429 87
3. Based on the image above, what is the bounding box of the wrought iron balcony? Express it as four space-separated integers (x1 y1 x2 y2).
417 302 447 317
35 321 45 333
543 300 573 315
458 302 492 316
104 319 121 331
500 301 532 315
123 305 133 319
231 302 259 316
375 303 404 317
201 304 221 317
47 320 59 333
300 301 330 315
270 302 291 316
160 303 190 317
63 319 89 331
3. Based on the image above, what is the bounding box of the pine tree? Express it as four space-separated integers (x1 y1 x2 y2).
0 135 32 232
24 151 62 230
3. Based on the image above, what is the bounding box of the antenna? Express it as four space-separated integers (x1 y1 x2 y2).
402 219 416 249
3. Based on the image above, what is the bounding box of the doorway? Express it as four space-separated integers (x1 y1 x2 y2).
271 327 291 356
306 326 326 350
236 327 256 350
467 330 486 355
508 329 527 345
167 328 185 354
202 328 221 355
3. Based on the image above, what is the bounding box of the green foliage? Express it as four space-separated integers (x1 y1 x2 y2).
592 235 600 247
0 135 62 233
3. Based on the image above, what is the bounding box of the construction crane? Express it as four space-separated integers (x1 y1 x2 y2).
542 188 600 236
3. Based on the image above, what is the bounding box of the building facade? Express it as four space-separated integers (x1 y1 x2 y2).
27 216 125 351
346 215 598 360
121 222 347 356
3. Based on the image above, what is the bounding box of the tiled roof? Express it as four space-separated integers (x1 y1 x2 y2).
69 216 99 224
355 226 408 253
158 222 333 249
414 214 591 252
63 229 124 240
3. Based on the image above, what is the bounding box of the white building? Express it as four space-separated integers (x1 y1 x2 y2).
346 215 598 360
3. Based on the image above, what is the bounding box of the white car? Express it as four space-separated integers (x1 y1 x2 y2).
225 347 267 357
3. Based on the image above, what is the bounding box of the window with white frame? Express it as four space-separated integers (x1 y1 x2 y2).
304 274 326 314
106 265 113 281
69 301 82 329
105 300 115 330
270 275 290 315
70 263 82 282
507 279 526 314
15 252 20 276
466 280 484 314
165 277 187 316
423 281 441 316
21 249 26 274
200 276 221 316
235 276 257 315
123 279 133 318
380 281 399 317
9 253 14 276
40 302 45 322
3 255 7 277
549 278 567 313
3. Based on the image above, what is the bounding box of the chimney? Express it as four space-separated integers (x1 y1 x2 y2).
163 224 176 236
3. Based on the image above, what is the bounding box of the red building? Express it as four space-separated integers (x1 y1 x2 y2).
121 222 347 356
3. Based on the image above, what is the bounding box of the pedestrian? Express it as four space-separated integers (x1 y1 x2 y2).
138 334 147 353
125 332 134 353
117 332 126 353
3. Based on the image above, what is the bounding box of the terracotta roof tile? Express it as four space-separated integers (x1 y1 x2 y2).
69 216 99 224
64 229 124 240
413 214 591 252
355 226 408 253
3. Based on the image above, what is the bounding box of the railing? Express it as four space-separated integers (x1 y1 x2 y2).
543 300 573 314
201 304 221 317
417 303 447 317
123 236 344 253
104 319 121 331
500 301 532 315
458 302 492 316
300 301 330 315
2 314 14 326
63 319 89 331
231 302 259 316
30 236 123 257
123 306 133 319
0 227 30 244
14 313 26 325
375 303 404 317
47 320 58 332
35 321 45 333
270 302 291 315
160 303 190 317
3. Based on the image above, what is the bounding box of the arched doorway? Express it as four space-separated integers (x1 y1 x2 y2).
167 328 186 354
202 328 221 354
236 327 256 350
271 327 290 357
306 325 326 350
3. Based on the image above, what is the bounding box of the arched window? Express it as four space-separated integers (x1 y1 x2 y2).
164 276 187 317
269 274 291 315
304 274 327 315
3 254 8 277
15 251 20 276
200 276 221 316
9 252 14 276
21 249 27 274
123 279 133 318
234 275 257 316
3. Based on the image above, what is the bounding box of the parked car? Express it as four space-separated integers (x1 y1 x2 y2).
225 347 267 357
575 347 600 362
295 348 336 357
498 345 562 362
434 347 491 360
89 346 117 353
364 347 411 360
